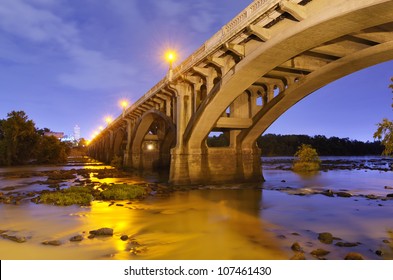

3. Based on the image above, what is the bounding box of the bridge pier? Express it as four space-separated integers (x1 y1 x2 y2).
169 147 263 185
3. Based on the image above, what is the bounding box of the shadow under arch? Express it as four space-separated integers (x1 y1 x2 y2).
130 109 176 170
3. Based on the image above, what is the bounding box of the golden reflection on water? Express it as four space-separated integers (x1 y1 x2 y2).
0 189 288 260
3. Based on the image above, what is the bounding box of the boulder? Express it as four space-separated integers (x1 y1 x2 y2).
336 192 352 198
291 242 303 252
69 235 83 242
42 240 62 246
89 227 113 236
120 235 129 241
344 252 364 260
318 232 333 244
311 248 330 258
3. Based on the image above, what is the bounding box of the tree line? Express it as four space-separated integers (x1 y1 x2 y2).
256 134 383 156
0 111 71 166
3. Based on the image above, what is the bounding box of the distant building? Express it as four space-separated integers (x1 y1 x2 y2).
44 131 64 139
74 125 81 141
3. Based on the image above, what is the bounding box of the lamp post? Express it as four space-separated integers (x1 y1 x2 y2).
120 100 129 117
105 116 113 126
165 51 176 81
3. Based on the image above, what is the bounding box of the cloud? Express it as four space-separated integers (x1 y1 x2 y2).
0 0 136 91
59 46 135 90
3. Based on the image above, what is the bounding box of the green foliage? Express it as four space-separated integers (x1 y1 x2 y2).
40 187 93 206
0 110 71 166
256 134 382 156
293 144 321 172
100 184 146 200
35 136 69 164
0 111 39 165
374 78 393 156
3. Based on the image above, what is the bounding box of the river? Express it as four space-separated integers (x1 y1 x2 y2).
0 156 392 260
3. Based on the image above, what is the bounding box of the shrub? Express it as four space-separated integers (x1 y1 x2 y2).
39 186 93 206
293 144 321 172
100 184 146 200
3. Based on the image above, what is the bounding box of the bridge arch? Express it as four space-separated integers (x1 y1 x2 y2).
183 0 393 151
130 110 176 170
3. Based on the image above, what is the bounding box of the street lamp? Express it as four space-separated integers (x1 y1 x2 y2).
165 50 176 81
120 100 129 117
105 116 113 125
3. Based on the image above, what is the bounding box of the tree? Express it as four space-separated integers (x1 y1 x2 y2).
0 111 39 165
293 144 321 172
374 77 393 156
35 136 68 164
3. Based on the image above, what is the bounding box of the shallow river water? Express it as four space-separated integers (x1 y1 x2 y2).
0 156 392 260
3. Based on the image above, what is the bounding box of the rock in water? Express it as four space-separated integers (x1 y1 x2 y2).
290 252 306 260
70 235 83 242
344 252 364 260
311 248 330 257
42 240 62 246
120 235 129 241
336 192 352 198
89 228 113 236
318 232 333 244
291 242 303 252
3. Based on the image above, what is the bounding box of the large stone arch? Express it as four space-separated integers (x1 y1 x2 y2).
113 127 127 160
183 0 393 151
130 110 176 170
239 41 393 149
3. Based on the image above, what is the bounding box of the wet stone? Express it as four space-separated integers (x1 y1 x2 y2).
121 235 129 241
42 240 62 246
318 232 333 244
89 227 113 236
336 192 352 198
311 248 330 258
335 242 360 247
291 242 303 252
375 250 383 257
2 234 27 243
386 193 393 198
365 194 378 200
70 235 83 242
321 190 334 197
290 252 306 260
344 252 364 260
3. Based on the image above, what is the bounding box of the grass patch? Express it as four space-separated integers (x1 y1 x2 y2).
40 186 93 206
100 184 146 200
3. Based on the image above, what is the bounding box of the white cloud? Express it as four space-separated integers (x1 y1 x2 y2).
0 0 136 91
59 46 135 90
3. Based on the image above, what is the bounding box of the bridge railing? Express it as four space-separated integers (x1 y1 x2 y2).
96 0 282 138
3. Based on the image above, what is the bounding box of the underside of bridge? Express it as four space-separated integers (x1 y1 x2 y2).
88 0 393 185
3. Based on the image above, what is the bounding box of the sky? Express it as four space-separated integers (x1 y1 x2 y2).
0 0 392 142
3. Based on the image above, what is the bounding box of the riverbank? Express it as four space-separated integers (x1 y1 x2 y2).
0 156 392 260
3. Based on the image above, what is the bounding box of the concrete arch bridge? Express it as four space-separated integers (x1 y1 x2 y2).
88 0 393 185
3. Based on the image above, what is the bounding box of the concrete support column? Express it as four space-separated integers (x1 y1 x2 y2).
123 119 133 167
169 146 263 185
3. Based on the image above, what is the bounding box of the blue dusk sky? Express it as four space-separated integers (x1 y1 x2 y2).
0 0 392 142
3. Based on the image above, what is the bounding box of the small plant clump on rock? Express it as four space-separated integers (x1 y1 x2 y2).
100 184 146 200
39 186 93 206
293 144 321 172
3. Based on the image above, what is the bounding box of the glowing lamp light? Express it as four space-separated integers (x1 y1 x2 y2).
120 100 129 109
147 143 154 151
105 116 113 125
165 50 176 69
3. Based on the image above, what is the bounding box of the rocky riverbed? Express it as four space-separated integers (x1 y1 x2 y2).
0 156 392 260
